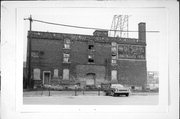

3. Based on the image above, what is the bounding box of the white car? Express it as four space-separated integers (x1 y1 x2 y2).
104 84 131 97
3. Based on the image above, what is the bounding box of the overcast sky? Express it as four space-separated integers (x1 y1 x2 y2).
22 8 166 72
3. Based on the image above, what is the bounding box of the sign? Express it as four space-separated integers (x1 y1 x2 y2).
118 44 145 59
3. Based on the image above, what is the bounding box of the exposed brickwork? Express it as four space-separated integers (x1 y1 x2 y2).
28 31 146 45
76 65 106 86
28 24 147 89
117 60 147 88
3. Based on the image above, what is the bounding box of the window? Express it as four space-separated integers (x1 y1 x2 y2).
111 47 117 52
88 55 94 63
88 45 94 50
88 55 93 59
63 69 69 80
53 69 59 78
111 59 117 64
63 53 70 57
112 55 117 59
31 51 39 58
111 42 117 46
111 42 117 57
64 38 70 49
111 70 117 81
63 53 70 63
33 68 41 80
88 59 94 63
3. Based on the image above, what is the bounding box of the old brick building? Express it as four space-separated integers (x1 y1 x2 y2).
26 22 147 90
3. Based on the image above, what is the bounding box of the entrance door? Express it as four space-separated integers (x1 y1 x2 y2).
43 72 51 85
86 73 96 86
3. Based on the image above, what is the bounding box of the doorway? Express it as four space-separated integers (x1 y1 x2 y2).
86 73 96 86
43 71 51 85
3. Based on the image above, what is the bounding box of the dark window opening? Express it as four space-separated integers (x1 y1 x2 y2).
88 58 94 63
88 45 94 50
112 53 116 56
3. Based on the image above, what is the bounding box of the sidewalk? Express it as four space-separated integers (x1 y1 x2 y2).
23 90 158 97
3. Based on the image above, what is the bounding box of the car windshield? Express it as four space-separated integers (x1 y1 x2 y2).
111 84 124 88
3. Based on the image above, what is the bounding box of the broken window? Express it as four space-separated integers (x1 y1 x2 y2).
88 45 94 50
88 55 94 63
64 38 70 49
112 55 117 59
63 53 70 63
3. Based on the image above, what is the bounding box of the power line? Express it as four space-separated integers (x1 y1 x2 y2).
24 18 160 33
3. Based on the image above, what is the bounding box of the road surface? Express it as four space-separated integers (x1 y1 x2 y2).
23 91 158 105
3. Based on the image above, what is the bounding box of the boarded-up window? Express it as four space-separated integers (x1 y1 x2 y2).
86 73 95 85
63 69 69 80
33 68 41 80
111 70 117 81
53 69 58 78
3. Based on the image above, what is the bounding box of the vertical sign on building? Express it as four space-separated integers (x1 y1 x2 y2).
111 42 118 82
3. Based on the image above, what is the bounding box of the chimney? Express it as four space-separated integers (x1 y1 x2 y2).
138 22 146 42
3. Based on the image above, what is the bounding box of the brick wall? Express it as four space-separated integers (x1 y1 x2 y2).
31 38 64 81
76 65 106 87
117 60 147 88
29 30 147 89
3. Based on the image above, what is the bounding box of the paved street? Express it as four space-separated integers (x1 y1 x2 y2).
23 91 158 105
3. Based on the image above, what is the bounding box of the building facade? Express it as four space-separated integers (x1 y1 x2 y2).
26 22 147 90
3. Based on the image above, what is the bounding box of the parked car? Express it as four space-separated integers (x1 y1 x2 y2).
104 84 131 97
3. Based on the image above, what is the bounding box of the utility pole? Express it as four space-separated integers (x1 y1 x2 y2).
25 15 33 89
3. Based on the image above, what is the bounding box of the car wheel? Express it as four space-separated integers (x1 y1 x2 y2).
111 91 114 96
105 92 108 96
114 93 118 97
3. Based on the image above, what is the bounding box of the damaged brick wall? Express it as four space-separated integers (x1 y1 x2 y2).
76 65 106 87
28 30 147 89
